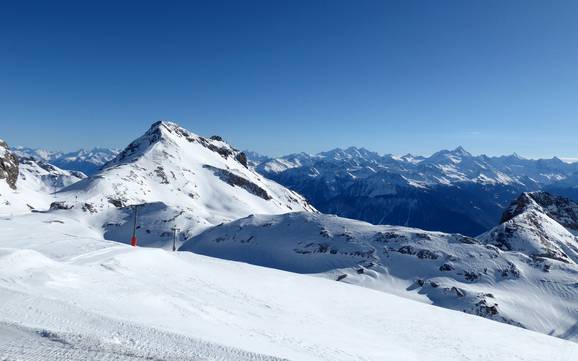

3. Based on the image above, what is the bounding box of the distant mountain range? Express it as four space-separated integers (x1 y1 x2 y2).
247 147 578 236
13 147 119 175
11 142 578 237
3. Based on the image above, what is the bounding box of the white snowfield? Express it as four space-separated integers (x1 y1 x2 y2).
1 213 577 361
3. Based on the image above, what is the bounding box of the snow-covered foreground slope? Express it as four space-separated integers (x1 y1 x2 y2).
182 194 578 341
53 121 314 247
1 213 577 361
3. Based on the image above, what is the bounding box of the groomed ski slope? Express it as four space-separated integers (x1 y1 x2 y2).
1 213 577 361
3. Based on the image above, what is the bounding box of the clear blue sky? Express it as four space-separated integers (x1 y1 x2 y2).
1 0 577 158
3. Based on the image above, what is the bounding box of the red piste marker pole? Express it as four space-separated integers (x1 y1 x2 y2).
130 205 139 247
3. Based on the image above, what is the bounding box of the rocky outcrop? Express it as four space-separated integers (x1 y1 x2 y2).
203 165 272 200
0 139 19 189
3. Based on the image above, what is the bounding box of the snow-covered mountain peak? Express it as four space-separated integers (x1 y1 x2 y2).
426 146 473 164
54 121 315 245
106 120 246 169
478 192 578 267
452 145 471 156
501 192 578 234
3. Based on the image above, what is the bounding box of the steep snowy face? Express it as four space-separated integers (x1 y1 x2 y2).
54 121 315 245
479 192 578 264
0 139 19 190
182 211 578 341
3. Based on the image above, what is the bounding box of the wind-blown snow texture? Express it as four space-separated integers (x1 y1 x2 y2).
249 147 578 235
1 212 577 360
182 192 578 341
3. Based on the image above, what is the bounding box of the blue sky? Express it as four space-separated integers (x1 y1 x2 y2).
1 0 578 158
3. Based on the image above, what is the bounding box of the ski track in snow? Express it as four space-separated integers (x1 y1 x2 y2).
0 321 284 361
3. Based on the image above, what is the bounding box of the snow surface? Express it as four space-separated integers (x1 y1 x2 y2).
1 212 577 361
182 209 578 341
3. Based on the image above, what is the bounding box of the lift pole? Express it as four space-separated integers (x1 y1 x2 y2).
130 205 139 247
172 227 179 251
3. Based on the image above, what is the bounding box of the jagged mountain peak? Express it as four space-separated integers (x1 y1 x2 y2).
319 146 380 160
452 145 471 156
427 146 473 162
501 192 578 234
105 121 246 169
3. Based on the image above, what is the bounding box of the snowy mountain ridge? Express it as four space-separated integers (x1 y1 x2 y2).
248 146 578 235
181 191 578 341
14 146 118 175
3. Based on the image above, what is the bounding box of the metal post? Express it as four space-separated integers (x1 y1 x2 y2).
172 227 178 251
130 205 138 247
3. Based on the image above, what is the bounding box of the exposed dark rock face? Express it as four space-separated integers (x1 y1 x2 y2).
0 139 19 189
50 201 73 210
235 152 248 168
203 165 272 200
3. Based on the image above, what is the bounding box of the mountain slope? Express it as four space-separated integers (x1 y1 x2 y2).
480 192 578 264
0 140 85 216
1 212 576 361
181 192 578 341
52 121 315 247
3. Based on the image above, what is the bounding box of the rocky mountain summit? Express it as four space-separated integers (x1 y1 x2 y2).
0 139 19 190
501 192 578 234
